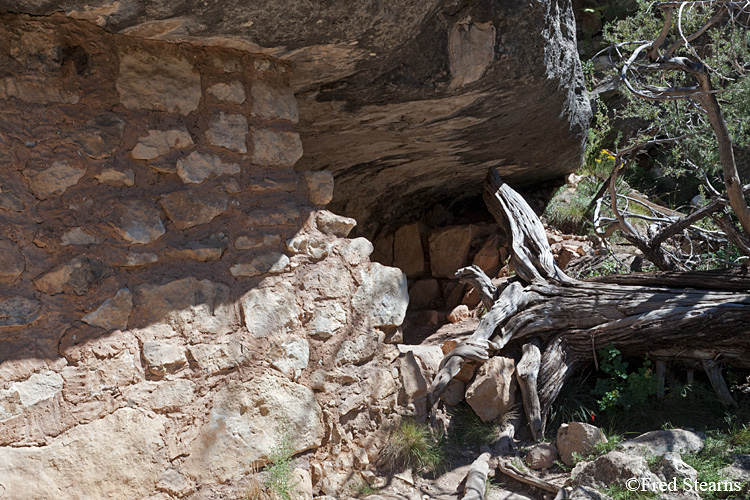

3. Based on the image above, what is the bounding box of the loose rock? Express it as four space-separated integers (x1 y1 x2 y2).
557 422 608 466
465 356 517 422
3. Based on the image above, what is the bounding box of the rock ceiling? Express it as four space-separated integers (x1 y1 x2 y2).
1 0 591 235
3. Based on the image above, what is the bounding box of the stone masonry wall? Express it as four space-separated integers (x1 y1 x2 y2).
0 12 423 499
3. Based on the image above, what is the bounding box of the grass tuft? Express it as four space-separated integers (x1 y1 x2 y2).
378 419 445 475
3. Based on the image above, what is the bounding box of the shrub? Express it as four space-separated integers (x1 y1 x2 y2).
592 345 658 411
265 427 297 500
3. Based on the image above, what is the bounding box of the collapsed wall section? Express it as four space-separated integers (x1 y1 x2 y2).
0 12 430 499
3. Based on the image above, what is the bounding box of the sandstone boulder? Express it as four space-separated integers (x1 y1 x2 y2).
95 167 135 186
0 371 63 421
525 442 558 470
621 429 705 457
572 450 660 490
307 300 347 340
269 337 309 379
465 356 516 422
24 161 85 199
188 343 252 375
338 237 374 266
206 112 248 153
335 329 379 365
393 223 425 278
316 210 357 237
0 239 24 281
230 252 290 277
251 129 303 166
63 112 124 158
110 200 166 244
557 422 608 466
428 226 471 279
142 341 187 376
207 81 246 103
145 379 197 413
61 228 102 246
160 189 228 229
352 263 408 327
250 80 298 122
176 151 240 184
399 351 429 402
0 296 41 327
472 234 501 276
136 278 233 333
447 304 470 323
441 379 466 407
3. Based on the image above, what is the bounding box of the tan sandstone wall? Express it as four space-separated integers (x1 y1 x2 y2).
0 12 426 499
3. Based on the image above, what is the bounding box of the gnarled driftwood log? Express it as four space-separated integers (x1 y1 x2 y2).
428 169 750 441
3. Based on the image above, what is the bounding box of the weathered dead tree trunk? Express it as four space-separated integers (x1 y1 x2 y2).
463 452 491 500
428 169 750 440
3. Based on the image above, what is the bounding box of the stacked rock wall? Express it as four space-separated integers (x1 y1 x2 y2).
0 12 420 499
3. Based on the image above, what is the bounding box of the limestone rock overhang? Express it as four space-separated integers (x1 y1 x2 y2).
1 0 592 236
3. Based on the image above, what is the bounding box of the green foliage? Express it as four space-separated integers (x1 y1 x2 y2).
593 345 659 411
603 484 660 500
568 431 624 466
588 432 624 459
448 405 500 449
546 373 599 438
264 426 297 500
586 0 750 221
682 434 736 500
544 176 601 234
379 419 445 475
575 254 629 279
350 479 379 498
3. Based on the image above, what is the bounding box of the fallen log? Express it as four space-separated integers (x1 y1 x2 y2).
428 169 750 438
463 452 491 500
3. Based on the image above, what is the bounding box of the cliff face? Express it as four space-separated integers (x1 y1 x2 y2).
0 0 591 235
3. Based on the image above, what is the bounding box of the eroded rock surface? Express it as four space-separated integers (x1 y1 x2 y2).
2 0 591 235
